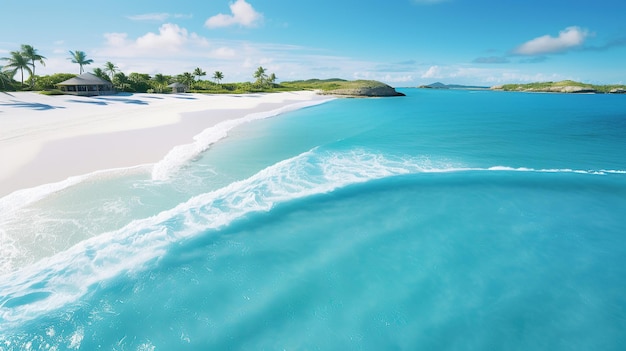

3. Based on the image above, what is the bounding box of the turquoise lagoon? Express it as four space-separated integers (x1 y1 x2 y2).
1 89 626 350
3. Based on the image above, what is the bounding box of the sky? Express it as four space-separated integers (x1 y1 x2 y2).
1 0 625 86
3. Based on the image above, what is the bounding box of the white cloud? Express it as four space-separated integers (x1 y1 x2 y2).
102 23 209 56
414 63 572 85
205 0 263 28
421 65 443 78
514 26 589 55
210 47 237 59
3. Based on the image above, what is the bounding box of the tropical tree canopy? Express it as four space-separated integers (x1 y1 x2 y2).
0 69 14 90
113 72 132 92
21 44 46 88
104 61 119 81
1 51 33 87
34 73 76 90
92 68 109 81
268 73 277 85
179 72 195 88
213 71 224 85
193 67 206 79
69 50 94 74
253 66 267 86
152 73 170 93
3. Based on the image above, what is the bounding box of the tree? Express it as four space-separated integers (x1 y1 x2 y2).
213 71 224 86
104 61 119 81
193 67 206 81
34 73 76 90
0 69 13 90
68 50 94 74
92 67 109 81
152 73 169 93
1 51 32 87
128 73 151 93
21 45 46 89
178 72 195 90
268 73 277 88
253 66 267 87
112 72 131 92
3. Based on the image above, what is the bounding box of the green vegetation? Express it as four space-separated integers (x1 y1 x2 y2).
279 78 389 92
2 50 33 88
39 89 65 96
21 45 46 89
104 61 119 81
1 43 393 96
498 80 626 93
212 71 224 86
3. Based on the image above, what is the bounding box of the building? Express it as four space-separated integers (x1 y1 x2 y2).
167 82 188 93
57 73 114 96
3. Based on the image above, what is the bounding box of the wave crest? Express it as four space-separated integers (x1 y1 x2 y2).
1 148 624 327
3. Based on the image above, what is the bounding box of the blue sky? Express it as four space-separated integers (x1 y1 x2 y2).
1 0 625 86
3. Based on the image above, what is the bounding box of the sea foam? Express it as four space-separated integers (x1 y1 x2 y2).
1 147 623 328
151 99 333 181
0 149 447 327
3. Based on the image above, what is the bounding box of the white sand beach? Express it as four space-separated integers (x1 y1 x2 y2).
0 91 328 198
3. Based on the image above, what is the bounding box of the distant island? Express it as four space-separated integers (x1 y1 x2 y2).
418 82 489 90
417 80 626 94
490 80 626 94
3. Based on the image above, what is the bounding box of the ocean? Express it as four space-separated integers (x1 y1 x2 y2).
1 89 626 350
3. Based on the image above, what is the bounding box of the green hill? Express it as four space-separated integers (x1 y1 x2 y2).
281 79 405 97
492 80 626 94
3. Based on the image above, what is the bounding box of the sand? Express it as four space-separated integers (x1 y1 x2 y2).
0 91 329 198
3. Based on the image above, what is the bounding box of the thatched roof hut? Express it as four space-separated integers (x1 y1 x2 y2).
57 73 114 96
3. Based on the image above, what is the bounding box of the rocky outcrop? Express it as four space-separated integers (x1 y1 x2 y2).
545 86 597 93
609 88 626 94
323 83 405 97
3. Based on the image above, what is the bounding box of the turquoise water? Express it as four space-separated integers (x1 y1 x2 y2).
1 89 626 350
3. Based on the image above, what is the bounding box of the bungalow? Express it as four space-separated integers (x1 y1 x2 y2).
168 82 188 93
57 72 114 96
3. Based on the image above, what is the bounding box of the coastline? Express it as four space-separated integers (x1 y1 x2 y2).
0 91 330 198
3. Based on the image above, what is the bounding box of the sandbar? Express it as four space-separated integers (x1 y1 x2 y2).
0 91 329 198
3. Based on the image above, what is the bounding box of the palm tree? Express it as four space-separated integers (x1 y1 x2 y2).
193 67 206 81
69 50 94 74
113 72 131 92
253 66 267 87
0 69 13 90
1 51 32 87
152 73 169 93
92 67 109 81
178 72 195 90
21 45 46 89
104 61 119 81
213 71 224 86
268 73 277 88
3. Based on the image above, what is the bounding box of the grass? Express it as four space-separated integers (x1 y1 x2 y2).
280 79 388 92
39 89 65 95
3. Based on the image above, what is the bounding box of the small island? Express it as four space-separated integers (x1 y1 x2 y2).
418 82 489 90
490 80 626 94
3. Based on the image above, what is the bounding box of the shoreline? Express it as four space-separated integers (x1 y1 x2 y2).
0 91 331 198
